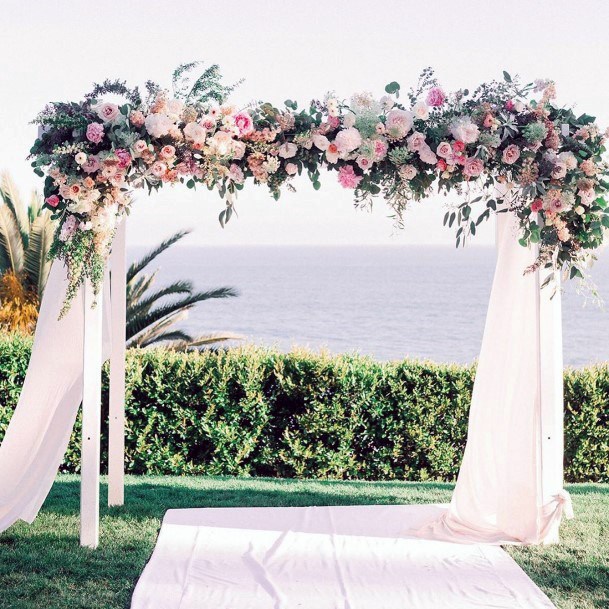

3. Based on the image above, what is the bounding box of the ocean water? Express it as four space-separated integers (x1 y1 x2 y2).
128 245 609 367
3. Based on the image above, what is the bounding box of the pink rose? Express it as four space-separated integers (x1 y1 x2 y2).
133 140 149 155
82 155 101 174
285 162 298 176
229 163 244 184
151 161 167 178
531 198 543 212
436 141 452 159
115 149 132 168
234 111 254 136
45 195 60 208
502 144 520 165
232 140 247 160
337 164 363 189
426 87 446 107
399 165 418 181
130 110 145 127
86 122 104 144
407 131 426 152
483 113 494 129
159 145 176 160
463 157 484 177
97 102 120 123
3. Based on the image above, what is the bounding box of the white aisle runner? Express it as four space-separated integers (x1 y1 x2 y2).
131 504 556 609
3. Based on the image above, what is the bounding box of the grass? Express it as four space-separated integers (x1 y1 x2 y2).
0 477 607 609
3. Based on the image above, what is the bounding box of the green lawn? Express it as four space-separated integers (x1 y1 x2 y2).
0 477 607 609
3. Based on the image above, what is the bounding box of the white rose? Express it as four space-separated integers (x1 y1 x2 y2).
278 142 298 158
413 101 429 121
144 113 173 139
75 152 87 165
312 134 330 151
183 122 207 146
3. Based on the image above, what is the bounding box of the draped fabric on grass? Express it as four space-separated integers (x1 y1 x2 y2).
413 209 573 544
0 263 111 532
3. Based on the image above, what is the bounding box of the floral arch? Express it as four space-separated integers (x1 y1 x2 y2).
30 63 609 312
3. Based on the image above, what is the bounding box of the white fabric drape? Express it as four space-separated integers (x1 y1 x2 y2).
0 262 110 531
0 211 570 544
418 209 572 544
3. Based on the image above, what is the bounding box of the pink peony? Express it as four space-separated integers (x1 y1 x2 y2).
234 111 254 136
502 144 521 165
86 122 104 144
115 149 132 168
82 155 101 174
463 157 484 177
334 127 362 154
426 87 446 107
337 165 363 189
96 102 120 123
45 195 60 208
385 109 413 139
373 139 388 161
450 117 480 144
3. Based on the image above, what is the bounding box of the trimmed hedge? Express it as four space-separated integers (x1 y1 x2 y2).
0 334 607 481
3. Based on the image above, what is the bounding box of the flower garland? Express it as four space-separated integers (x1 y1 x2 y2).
29 63 609 313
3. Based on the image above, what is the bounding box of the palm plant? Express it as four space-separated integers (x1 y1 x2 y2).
126 229 242 349
0 172 55 332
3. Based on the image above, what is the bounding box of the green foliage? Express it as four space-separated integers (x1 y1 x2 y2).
0 336 608 482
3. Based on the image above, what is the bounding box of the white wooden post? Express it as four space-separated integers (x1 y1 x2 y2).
108 218 126 507
537 259 564 543
80 279 103 548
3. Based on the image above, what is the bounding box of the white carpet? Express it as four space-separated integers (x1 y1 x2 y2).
131 504 556 609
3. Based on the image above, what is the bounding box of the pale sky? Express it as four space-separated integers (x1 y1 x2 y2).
1 0 608 247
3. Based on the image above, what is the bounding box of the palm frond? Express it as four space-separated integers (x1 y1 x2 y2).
0 172 30 247
0 206 25 275
126 271 158 305
24 212 54 297
153 333 245 351
127 279 193 321
126 230 190 282
28 191 42 224
127 286 237 340
127 309 190 347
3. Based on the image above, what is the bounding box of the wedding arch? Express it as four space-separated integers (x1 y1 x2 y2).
1 63 607 547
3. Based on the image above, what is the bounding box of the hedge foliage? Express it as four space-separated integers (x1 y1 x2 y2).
0 334 607 481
